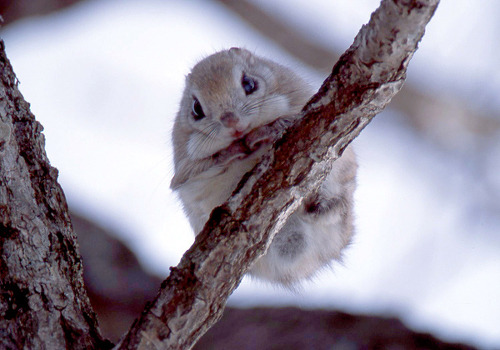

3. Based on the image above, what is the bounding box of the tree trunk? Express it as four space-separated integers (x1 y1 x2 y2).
0 41 111 349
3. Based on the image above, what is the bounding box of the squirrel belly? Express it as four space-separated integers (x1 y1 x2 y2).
171 48 357 286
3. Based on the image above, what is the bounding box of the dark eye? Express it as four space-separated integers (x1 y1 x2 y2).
191 97 205 121
241 74 258 95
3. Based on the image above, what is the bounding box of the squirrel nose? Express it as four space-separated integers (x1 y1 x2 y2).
220 112 239 128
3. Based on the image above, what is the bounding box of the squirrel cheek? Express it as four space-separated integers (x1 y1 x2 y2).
186 135 203 159
187 134 219 159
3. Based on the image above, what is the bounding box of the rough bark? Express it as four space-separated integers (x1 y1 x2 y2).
115 1 439 349
0 41 111 349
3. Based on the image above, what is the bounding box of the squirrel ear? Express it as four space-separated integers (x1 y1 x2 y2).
228 47 242 55
228 47 255 64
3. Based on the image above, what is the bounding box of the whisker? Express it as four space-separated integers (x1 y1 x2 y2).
191 122 220 156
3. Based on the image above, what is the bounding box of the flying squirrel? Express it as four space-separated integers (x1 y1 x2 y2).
170 48 357 286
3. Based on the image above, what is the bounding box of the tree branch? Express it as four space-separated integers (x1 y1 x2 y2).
115 0 439 349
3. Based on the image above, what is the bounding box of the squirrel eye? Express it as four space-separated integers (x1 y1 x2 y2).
191 97 205 121
241 74 258 95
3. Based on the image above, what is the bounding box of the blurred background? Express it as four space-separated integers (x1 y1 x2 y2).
1 0 499 348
